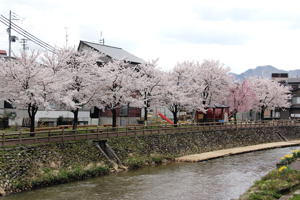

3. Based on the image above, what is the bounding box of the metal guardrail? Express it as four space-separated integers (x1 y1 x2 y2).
0 120 298 147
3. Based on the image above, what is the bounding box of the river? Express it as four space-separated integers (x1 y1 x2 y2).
3 146 299 200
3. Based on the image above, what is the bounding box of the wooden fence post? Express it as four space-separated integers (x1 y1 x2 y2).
19 131 21 144
62 128 64 142
2 132 4 146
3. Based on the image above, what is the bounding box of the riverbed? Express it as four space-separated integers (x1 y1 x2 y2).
3 147 299 200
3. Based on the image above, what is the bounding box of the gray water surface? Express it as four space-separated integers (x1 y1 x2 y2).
4 147 299 200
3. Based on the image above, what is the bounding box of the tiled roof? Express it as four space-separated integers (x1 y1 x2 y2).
79 41 144 64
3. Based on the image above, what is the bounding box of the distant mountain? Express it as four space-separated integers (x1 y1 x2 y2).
232 65 300 81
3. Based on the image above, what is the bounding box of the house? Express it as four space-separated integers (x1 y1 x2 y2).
78 40 144 126
78 40 144 65
0 41 144 128
0 50 7 58
286 77 300 119
271 73 300 119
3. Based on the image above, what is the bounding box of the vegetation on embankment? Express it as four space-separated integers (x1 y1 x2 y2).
123 153 174 169
0 139 175 196
240 168 300 200
240 150 300 200
13 164 110 193
0 141 110 196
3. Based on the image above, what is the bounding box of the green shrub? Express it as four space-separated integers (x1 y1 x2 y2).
150 154 163 164
124 156 150 169
290 194 300 200
13 165 109 191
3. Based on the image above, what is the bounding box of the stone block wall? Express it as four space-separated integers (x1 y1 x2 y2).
1 126 300 195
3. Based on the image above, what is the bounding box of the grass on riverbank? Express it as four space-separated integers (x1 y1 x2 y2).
241 167 300 200
240 149 300 200
11 164 109 193
124 153 174 169
290 194 300 200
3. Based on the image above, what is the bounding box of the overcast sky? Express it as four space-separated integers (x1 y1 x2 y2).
1 0 300 73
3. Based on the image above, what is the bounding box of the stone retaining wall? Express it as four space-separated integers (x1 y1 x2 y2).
1 126 300 195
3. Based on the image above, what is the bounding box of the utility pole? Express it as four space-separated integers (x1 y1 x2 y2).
20 38 28 51
8 10 11 57
99 31 104 45
64 26 69 47
7 10 19 57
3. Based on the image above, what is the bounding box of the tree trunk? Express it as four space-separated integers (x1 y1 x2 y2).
112 108 117 128
144 106 148 121
260 107 265 121
172 105 178 125
28 103 38 136
72 108 79 130
144 98 150 122
234 112 237 124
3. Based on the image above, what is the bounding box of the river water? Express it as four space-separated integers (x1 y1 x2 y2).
3 147 299 200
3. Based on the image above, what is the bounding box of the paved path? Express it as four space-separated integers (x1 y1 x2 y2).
175 140 300 162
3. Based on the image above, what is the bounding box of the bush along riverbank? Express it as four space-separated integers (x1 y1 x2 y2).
240 150 300 200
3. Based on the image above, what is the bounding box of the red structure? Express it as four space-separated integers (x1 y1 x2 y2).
0 50 7 57
90 106 141 118
158 113 174 124
195 104 229 122
99 107 141 118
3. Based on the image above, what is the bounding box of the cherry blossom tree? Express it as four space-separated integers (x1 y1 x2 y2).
0 51 52 134
47 48 101 130
195 60 232 108
95 59 142 127
226 80 256 121
179 60 232 121
158 61 195 125
248 78 291 120
135 59 162 122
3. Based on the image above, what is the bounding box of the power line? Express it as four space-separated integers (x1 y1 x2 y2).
0 17 55 53
0 18 54 52
0 18 55 53
0 14 56 52
0 15 56 52
0 14 56 53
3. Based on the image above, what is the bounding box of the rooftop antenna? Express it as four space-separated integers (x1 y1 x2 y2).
99 31 104 45
64 26 69 47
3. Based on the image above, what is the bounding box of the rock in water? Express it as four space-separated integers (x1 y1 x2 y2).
0 187 6 196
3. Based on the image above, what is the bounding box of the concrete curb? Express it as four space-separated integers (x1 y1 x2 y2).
175 140 300 162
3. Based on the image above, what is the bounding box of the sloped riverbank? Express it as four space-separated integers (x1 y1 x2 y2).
239 149 300 200
1 126 300 196
2 147 299 200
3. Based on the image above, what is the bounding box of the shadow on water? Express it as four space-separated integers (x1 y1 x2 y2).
4 146 300 200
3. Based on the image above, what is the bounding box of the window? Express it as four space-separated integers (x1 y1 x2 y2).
4 101 13 109
120 105 129 117
292 97 300 104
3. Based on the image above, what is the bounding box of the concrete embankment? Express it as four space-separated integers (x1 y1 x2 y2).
1 126 300 196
